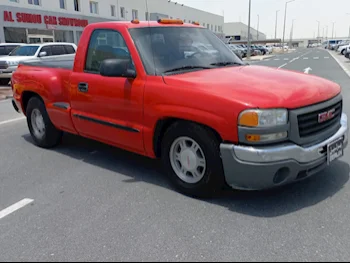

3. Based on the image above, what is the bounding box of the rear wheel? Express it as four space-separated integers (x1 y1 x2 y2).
26 97 62 148
161 121 225 198
341 49 346 55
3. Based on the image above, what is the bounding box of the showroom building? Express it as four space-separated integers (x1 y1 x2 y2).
0 0 224 44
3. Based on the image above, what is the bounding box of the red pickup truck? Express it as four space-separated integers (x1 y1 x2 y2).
11 19 348 197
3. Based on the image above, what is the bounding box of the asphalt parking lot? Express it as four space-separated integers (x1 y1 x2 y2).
1 48 350 261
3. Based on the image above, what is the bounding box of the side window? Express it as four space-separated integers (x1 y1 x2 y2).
85 29 132 73
51 45 66 56
40 46 52 56
64 45 76 54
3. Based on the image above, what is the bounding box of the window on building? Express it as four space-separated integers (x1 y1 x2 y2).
132 9 138 20
215 25 217 32
90 1 98 14
207 24 209 29
28 0 40 5
211 25 213 31
203 23 205 27
9 0 19 3
59 0 66 9
111 5 116 17
120 7 125 19
145 12 149 21
85 29 132 73
74 0 80 11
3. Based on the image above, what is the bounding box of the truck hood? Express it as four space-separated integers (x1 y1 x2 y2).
162 65 341 109
0 56 35 62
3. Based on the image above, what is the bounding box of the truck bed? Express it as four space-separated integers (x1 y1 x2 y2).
20 57 74 70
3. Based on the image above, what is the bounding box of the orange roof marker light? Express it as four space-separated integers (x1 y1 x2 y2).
192 21 200 26
131 19 140 24
157 19 184 25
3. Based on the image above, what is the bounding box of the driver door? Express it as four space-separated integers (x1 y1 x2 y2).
70 29 145 153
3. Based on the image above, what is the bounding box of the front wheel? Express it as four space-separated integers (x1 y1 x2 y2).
161 121 225 198
26 97 62 148
341 49 346 55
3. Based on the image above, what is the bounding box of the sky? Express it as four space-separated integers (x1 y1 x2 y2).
177 0 350 39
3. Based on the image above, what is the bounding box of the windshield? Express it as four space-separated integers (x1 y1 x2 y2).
129 27 244 75
10 46 39 56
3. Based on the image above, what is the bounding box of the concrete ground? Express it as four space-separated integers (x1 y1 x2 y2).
1 48 350 261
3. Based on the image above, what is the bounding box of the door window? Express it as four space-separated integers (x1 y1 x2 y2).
39 46 52 56
51 45 66 55
85 29 132 73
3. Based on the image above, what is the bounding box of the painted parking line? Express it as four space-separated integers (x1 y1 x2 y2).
324 57 330 59
0 199 34 220
284 58 289 60
303 57 309 59
313 57 319 59
274 59 280 61
0 117 26 126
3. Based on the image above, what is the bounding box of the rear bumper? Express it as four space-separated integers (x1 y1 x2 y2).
220 113 348 190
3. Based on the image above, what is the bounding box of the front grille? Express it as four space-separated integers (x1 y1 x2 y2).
0 61 8 69
297 100 342 138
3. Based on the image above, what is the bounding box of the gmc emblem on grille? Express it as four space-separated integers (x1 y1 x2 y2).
318 108 335 123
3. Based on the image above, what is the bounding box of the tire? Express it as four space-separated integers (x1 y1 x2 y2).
161 121 225 198
341 49 346 55
26 96 62 148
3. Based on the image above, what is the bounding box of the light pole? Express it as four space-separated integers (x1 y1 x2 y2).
316 20 320 38
332 22 335 38
290 19 296 48
275 10 279 39
257 14 260 40
347 13 350 38
282 0 296 50
247 0 252 59
325 25 328 40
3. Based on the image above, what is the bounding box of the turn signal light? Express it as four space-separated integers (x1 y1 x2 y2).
246 132 288 142
158 19 184 24
239 111 259 127
192 21 200 26
131 19 140 24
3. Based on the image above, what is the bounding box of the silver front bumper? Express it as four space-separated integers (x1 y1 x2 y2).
233 113 348 164
0 66 17 78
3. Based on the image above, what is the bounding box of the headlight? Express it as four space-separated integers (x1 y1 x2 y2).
7 61 19 66
238 109 288 127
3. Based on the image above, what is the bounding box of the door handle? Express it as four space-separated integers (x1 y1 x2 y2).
78 83 89 93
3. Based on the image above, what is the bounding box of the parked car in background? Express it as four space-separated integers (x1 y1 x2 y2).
227 44 243 59
0 42 77 85
0 43 24 57
264 45 273 54
337 44 350 55
334 40 350 51
251 45 267 55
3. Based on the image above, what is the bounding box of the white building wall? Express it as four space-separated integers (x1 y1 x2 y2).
224 22 266 40
0 0 224 33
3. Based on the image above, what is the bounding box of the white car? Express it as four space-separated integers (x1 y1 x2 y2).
0 43 25 57
264 45 273 54
0 42 77 85
337 44 350 55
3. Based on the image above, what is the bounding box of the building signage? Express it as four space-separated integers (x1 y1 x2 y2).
3 11 88 27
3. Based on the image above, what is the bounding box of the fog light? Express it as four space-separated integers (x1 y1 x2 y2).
245 132 287 142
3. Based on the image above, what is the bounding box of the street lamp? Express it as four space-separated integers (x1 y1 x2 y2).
275 10 280 39
316 20 320 38
346 13 350 38
247 0 252 59
332 21 335 39
290 19 296 48
282 0 296 49
257 14 260 40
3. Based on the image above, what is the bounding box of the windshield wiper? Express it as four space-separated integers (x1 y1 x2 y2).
210 62 244 67
163 66 212 74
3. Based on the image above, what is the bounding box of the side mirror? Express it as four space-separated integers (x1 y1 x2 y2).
100 58 136 79
39 51 47 57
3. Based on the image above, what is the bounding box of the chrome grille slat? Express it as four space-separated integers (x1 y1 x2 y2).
0 61 8 69
297 100 342 138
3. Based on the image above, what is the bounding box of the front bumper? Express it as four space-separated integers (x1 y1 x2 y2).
220 113 348 190
0 66 17 79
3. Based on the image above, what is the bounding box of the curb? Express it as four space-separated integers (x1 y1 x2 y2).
327 50 350 79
